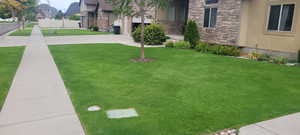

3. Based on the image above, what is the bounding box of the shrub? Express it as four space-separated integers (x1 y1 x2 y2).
248 52 272 61
195 42 210 53
89 26 99 31
208 45 240 56
258 54 272 61
184 20 200 48
272 56 288 64
132 24 167 45
69 15 80 20
132 26 141 42
165 41 174 48
174 41 191 49
248 52 262 60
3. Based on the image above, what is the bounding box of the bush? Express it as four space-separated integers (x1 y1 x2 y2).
174 41 191 49
132 24 167 45
195 42 209 53
208 45 240 56
272 56 288 64
248 52 261 60
184 20 200 48
248 52 272 61
132 26 142 42
165 41 174 48
89 26 99 31
69 15 80 20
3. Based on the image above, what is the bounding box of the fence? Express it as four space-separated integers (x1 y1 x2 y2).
38 19 80 28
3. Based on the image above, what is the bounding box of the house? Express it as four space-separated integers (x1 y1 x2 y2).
157 0 299 59
79 0 116 31
36 9 47 20
65 2 80 17
80 0 299 59
37 4 58 19
79 0 154 33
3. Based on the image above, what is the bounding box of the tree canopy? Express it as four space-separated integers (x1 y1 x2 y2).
0 0 37 21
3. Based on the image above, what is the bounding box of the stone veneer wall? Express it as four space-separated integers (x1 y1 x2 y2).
188 0 242 45
97 11 110 32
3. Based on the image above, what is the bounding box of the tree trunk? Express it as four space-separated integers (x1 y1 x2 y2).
10 8 15 21
140 11 145 60
22 16 25 30
121 15 125 34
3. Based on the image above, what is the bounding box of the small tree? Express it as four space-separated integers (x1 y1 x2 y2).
184 20 200 48
109 0 170 61
55 10 64 20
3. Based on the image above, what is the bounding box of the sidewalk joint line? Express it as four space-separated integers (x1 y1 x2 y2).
0 112 75 129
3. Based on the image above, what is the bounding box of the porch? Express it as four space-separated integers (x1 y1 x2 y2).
157 0 189 35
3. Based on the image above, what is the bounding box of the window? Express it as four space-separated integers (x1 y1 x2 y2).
167 6 176 21
267 4 295 31
204 8 218 28
205 0 218 4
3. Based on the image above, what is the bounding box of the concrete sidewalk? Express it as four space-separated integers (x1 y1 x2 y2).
239 112 300 135
45 34 164 47
0 26 85 135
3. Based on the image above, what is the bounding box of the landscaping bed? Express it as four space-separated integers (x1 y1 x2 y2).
49 44 300 135
0 47 24 109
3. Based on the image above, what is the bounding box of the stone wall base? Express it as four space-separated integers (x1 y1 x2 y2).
241 47 298 61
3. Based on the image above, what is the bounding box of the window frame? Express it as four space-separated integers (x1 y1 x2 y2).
205 0 218 5
203 7 218 28
267 3 296 32
266 3 296 33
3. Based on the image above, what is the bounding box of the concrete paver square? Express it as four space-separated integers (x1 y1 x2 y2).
0 115 85 135
107 108 139 119
239 124 275 135
256 113 300 135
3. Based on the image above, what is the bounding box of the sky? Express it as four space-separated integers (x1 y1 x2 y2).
39 0 79 12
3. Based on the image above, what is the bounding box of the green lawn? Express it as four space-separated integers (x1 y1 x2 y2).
0 47 24 109
9 28 33 36
25 22 38 28
42 29 112 36
49 44 300 135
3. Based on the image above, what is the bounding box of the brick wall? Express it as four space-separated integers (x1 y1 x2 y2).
188 0 242 45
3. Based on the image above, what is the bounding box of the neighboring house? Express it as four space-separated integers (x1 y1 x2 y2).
79 0 115 31
37 4 58 19
79 0 153 33
157 0 299 59
65 2 80 17
36 9 47 20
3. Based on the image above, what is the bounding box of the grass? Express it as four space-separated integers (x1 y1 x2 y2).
9 28 32 36
25 22 38 28
0 47 24 110
0 21 14 23
8 22 37 36
49 44 300 135
42 29 112 36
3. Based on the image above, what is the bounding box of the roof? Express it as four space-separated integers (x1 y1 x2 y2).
98 0 113 11
65 2 80 16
